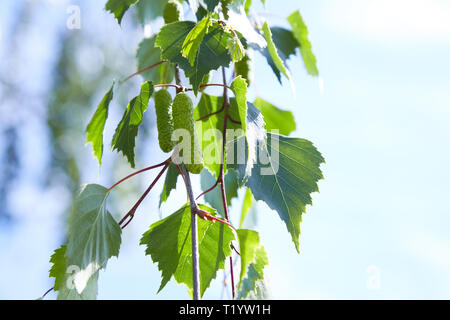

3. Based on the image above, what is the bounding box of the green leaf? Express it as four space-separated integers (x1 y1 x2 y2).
140 204 235 297
235 51 253 86
225 32 245 62
228 103 324 252
230 76 248 136
236 229 268 299
135 0 167 25
200 168 239 217
253 97 296 136
105 0 139 25
239 188 253 228
156 21 232 93
86 82 114 166
287 10 319 76
159 162 180 207
136 36 173 84
111 81 153 168
204 0 220 11
256 27 297 83
220 0 231 19
194 94 243 177
261 22 291 81
237 246 268 299
66 184 122 293
163 0 183 23
182 17 212 66
49 245 98 300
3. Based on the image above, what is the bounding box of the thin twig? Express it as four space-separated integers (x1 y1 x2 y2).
227 114 241 125
108 159 170 192
195 178 219 200
195 106 225 121
119 162 170 228
40 287 54 299
219 66 236 299
121 60 167 83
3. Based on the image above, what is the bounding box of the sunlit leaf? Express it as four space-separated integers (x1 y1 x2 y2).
239 188 253 228
253 97 296 135
86 82 114 166
111 81 153 168
228 104 324 252
140 204 235 297
261 22 291 81
237 229 268 299
49 245 98 300
159 162 180 207
287 10 319 76
182 17 212 66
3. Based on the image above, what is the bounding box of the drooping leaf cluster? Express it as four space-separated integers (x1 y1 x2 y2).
49 0 324 300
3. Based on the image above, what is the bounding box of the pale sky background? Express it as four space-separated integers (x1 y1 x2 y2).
1 0 450 299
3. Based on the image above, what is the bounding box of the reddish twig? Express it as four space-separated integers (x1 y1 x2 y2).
231 243 240 256
121 60 168 83
108 159 170 192
217 66 237 299
227 114 241 125
119 161 170 228
196 105 225 121
195 178 219 200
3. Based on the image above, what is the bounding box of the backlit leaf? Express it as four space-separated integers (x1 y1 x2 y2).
140 204 235 297
111 81 153 168
86 82 114 166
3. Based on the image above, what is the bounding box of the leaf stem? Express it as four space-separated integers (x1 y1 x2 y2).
119 161 170 228
40 287 54 299
219 66 236 299
121 60 168 83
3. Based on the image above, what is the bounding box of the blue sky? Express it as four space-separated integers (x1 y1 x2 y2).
1 0 450 299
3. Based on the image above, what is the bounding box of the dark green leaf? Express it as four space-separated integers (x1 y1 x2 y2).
136 36 173 84
105 0 139 25
86 82 114 166
204 0 220 11
235 51 253 86
155 21 232 93
163 0 183 23
253 97 296 135
287 10 319 76
200 168 239 217
140 204 235 297
111 81 153 168
66 184 122 293
159 162 180 207
135 0 167 25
